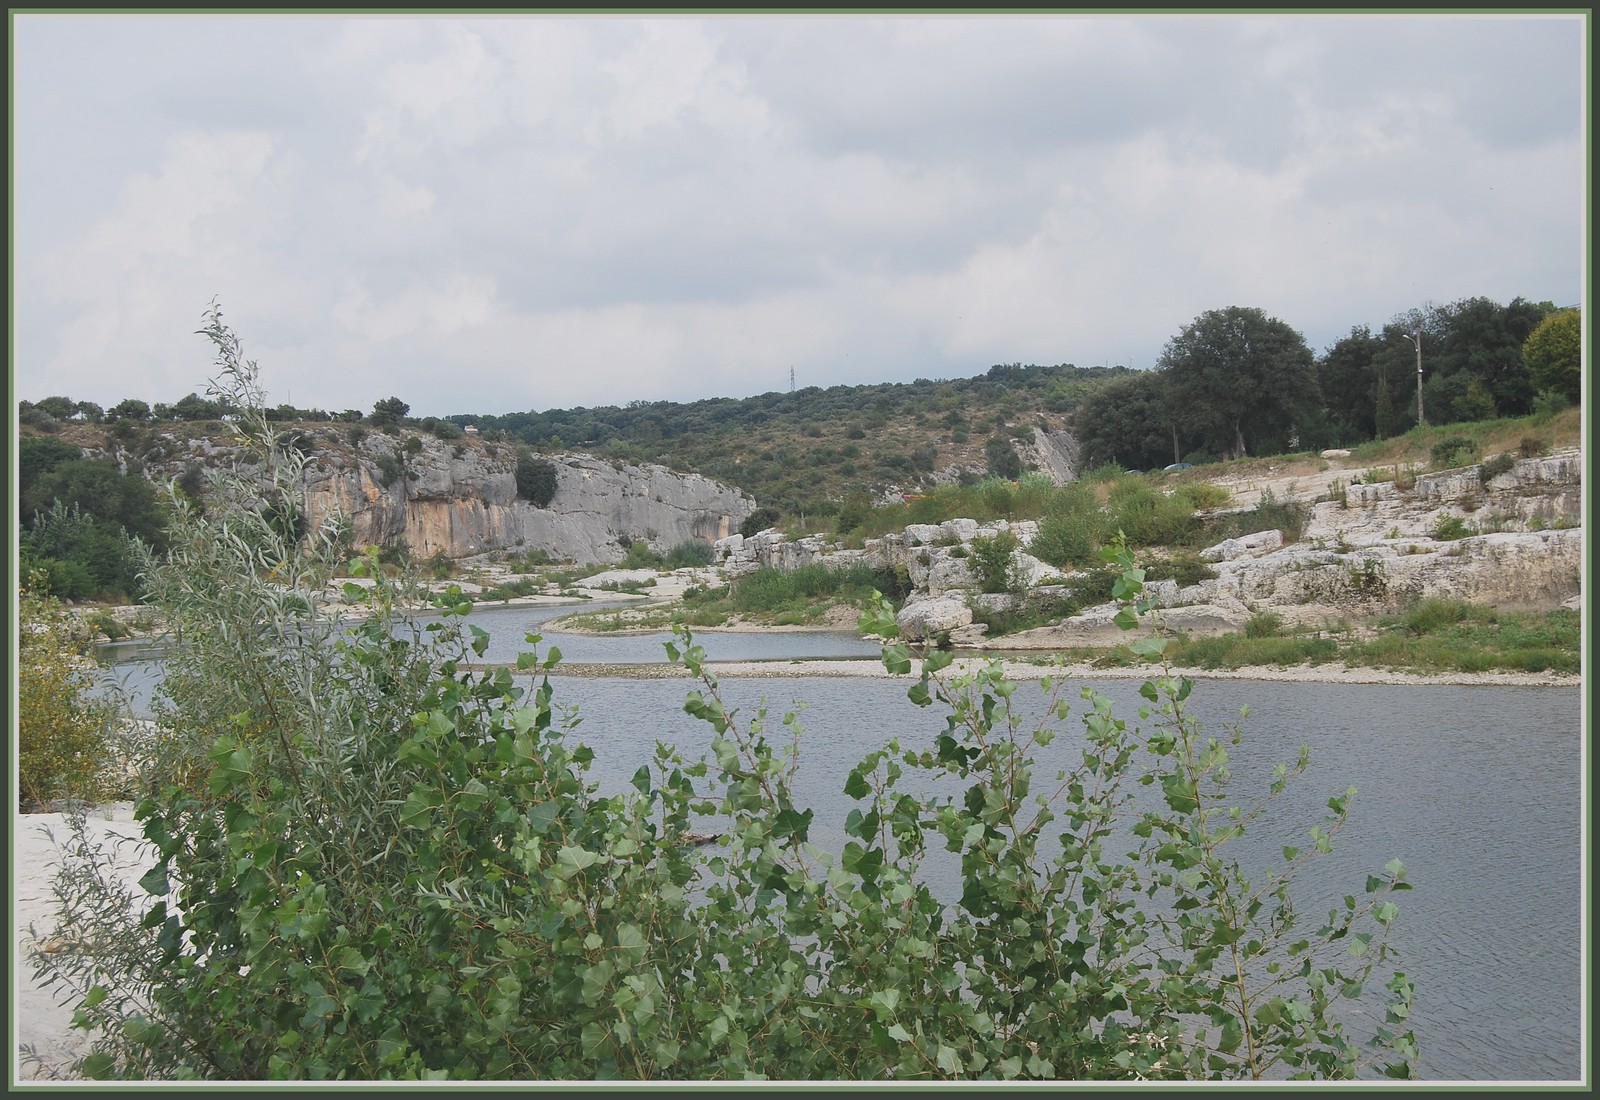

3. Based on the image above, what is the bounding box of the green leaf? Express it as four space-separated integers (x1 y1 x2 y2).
843 768 870 800
80 1053 117 1079
1113 607 1140 632
556 845 604 873
526 801 558 835
137 863 169 897
1130 636 1168 661
581 958 615 1005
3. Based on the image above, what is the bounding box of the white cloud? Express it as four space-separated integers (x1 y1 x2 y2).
11 13 1585 417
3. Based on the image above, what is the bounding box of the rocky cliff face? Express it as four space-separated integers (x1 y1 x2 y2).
127 428 755 565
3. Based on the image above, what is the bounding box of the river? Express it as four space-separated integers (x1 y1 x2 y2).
91 600 1585 1083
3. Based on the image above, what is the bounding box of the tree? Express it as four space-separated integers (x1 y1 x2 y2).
19 437 84 503
984 436 1023 479
1374 370 1400 440
1157 307 1320 459
1316 326 1387 442
21 457 167 549
34 395 77 419
107 398 153 422
1523 308 1581 404
369 396 411 427
170 392 227 420
515 449 559 507
1419 296 1549 417
1073 371 1182 471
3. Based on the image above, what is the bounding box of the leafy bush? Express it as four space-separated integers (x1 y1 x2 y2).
1244 610 1284 638
515 451 559 507
374 453 404 487
664 539 715 569
1431 514 1471 541
1106 480 1198 548
1429 435 1478 470
1477 452 1516 487
1220 488 1307 545
1029 509 1106 569
1143 550 1218 588
984 436 1023 479
739 506 781 538
18 581 119 810
967 529 1022 594
621 539 665 569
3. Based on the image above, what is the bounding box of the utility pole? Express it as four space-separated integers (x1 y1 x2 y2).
789 366 795 393
1400 329 1424 426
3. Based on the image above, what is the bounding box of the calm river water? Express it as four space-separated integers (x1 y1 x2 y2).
93 600 1584 1083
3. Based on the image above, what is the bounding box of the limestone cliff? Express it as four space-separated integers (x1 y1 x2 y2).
122 427 755 566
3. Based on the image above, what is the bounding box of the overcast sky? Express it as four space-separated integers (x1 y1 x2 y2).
11 12 1586 419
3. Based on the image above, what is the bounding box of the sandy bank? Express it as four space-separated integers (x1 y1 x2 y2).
530 654 1579 688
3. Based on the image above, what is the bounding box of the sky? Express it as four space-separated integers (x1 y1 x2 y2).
10 11 1588 420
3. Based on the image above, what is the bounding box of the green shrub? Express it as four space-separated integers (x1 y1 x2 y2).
1429 435 1478 470
374 453 404 487
664 539 715 569
1431 514 1471 541
515 451 558 507
1478 452 1516 487
18 582 119 810
1244 610 1284 639
1216 488 1307 545
1029 510 1104 569
740 506 781 538
1144 551 1218 588
622 540 665 569
968 529 1022 594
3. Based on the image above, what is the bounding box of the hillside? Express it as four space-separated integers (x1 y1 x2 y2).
445 362 1123 516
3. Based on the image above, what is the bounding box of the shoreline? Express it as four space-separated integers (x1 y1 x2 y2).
508 654 1581 688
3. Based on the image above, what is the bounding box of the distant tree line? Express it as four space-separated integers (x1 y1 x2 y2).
1073 297 1577 471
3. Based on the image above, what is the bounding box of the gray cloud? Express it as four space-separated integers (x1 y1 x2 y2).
12 12 1584 419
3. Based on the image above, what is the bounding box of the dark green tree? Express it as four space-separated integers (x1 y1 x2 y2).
1157 307 1320 459
514 450 558 508
34 395 77 419
1417 296 1550 418
1374 371 1400 440
19 437 84 506
1073 371 1183 471
107 399 153 421
369 396 412 427
984 437 1023 480
1316 325 1387 442
21 457 167 549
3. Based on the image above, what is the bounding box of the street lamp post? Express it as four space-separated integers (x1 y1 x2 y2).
1400 329 1424 426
